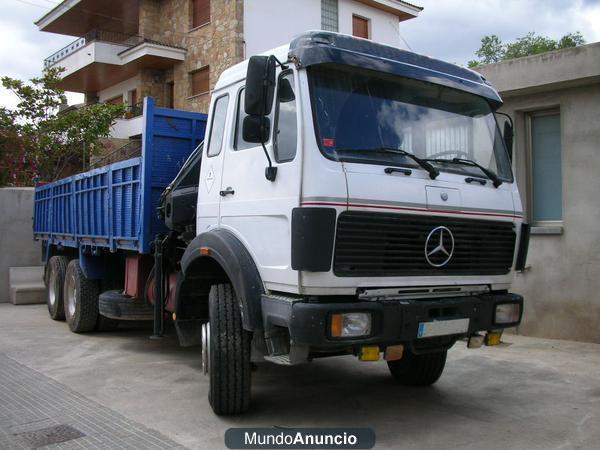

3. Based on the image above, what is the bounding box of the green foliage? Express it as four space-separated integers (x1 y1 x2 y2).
475 35 504 65
0 67 125 185
468 31 585 68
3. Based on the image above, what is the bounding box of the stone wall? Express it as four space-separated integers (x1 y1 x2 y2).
137 0 245 113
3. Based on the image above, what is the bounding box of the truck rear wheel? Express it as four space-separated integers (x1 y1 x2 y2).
64 260 100 333
46 256 69 321
206 283 251 415
387 348 447 386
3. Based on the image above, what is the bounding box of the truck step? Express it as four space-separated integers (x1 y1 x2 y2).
99 290 154 321
263 354 292 365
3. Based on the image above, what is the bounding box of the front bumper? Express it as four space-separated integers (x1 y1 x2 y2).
261 292 523 350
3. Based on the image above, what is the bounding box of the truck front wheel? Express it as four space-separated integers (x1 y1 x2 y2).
387 348 447 386
63 259 100 333
206 283 251 415
46 256 69 321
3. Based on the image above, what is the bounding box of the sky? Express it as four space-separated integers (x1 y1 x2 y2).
1 0 600 109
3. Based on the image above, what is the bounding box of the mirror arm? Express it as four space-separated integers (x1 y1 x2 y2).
271 56 289 70
262 140 277 181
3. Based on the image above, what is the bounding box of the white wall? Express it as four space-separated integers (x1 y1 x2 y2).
244 0 321 57
338 0 402 48
0 188 42 303
243 0 404 57
98 75 139 103
110 115 144 139
55 41 129 79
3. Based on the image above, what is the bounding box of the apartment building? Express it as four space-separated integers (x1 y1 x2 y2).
36 0 421 139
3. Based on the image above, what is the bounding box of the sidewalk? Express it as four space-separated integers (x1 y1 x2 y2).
0 303 599 449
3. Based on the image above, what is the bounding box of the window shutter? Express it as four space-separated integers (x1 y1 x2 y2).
191 67 210 96
193 0 210 28
352 15 369 39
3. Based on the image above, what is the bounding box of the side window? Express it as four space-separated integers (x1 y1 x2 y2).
234 87 274 151
206 95 229 157
274 73 298 162
234 89 256 151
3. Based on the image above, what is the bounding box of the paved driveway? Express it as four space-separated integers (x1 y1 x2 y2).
0 304 598 449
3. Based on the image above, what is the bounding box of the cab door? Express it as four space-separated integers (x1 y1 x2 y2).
218 71 302 289
197 94 231 232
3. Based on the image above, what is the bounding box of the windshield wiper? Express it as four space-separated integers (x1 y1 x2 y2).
425 157 503 188
335 147 440 180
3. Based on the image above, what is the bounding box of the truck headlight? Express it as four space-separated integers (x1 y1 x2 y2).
330 312 372 338
494 303 521 326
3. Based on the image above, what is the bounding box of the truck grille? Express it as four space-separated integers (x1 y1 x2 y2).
333 211 516 277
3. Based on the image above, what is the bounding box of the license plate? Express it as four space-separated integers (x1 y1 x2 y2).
417 318 470 338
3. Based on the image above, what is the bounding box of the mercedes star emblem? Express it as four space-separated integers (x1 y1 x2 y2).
425 226 455 267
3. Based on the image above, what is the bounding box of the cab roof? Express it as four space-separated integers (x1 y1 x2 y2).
215 31 502 108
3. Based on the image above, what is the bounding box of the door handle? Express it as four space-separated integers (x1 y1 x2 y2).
219 187 235 197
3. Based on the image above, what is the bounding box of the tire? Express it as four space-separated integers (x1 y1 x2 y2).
96 280 124 331
98 290 154 321
46 256 69 321
63 259 100 333
387 349 447 386
207 283 251 415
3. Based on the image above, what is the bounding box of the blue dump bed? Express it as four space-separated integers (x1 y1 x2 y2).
33 97 207 254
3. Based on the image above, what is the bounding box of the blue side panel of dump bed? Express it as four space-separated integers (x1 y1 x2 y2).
33 97 207 254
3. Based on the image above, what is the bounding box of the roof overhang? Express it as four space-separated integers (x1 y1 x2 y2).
355 0 423 21
475 43 600 98
36 0 139 37
55 41 185 92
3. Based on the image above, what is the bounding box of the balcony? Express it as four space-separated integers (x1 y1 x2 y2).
43 30 185 93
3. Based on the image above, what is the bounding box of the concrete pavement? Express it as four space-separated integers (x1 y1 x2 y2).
0 304 598 449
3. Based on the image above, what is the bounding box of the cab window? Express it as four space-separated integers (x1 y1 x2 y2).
207 95 229 157
274 72 298 162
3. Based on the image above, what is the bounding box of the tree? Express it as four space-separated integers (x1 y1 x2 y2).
468 31 585 68
0 67 125 185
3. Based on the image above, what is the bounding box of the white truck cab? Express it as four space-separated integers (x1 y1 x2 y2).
175 31 529 415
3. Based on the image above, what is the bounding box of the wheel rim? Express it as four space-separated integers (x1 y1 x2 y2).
48 271 57 308
65 273 77 321
201 322 210 376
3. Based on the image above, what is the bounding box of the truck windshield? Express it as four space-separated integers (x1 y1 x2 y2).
309 64 513 182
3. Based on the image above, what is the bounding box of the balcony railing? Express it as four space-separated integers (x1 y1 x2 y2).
123 101 143 119
90 139 142 169
44 30 141 69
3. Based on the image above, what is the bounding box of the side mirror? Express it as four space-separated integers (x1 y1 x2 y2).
245 55 276 116
244 55 278 182
243 116 270 143
503 121 514 161
277 77 295 103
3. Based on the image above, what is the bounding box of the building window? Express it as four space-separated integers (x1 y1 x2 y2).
321 0 339 32
528 110 562 224
274 72 297 162
190 66 209 97
206 95 229 157
352 15 370 39
192 0 210 29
